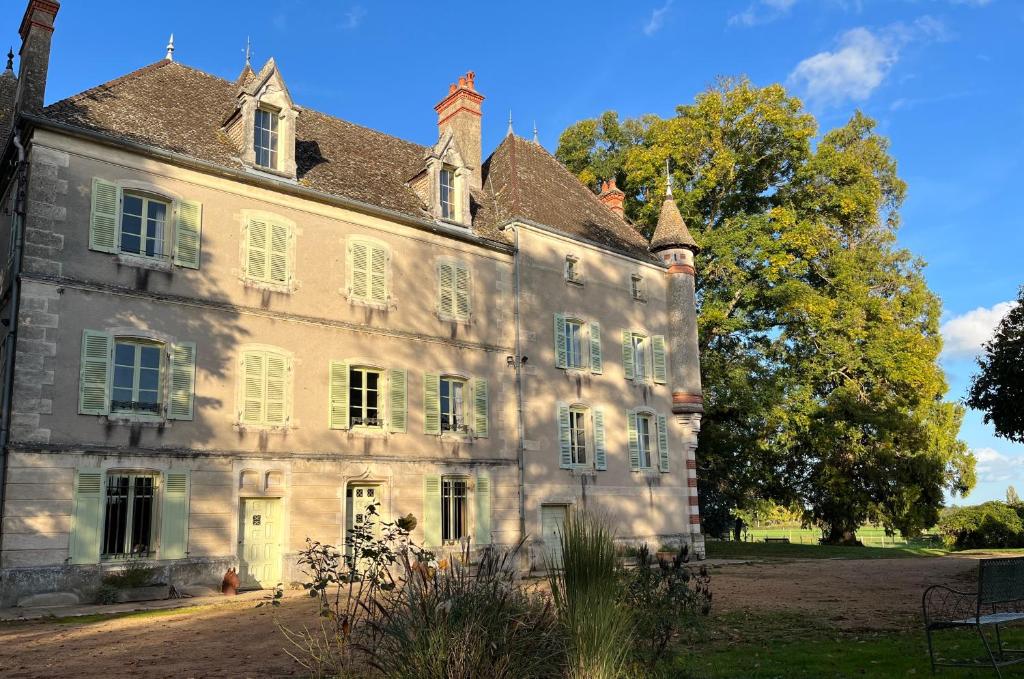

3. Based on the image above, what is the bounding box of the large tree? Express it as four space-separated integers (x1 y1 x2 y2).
557 78 974 542
967 286 1024 443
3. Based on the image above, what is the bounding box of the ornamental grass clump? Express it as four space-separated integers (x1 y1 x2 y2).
547 510 633 679
367 539 564 679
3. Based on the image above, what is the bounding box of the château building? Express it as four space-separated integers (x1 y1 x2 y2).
0 0 703 606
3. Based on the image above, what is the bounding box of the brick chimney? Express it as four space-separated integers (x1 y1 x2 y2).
434 71 484 190
14 0 59 117
599 178 625 217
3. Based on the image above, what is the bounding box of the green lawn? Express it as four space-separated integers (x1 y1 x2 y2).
666 611 1024 678
705 539 946 560
737 526 936 548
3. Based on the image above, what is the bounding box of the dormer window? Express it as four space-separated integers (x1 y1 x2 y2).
254 108 279 169
440 166 456 220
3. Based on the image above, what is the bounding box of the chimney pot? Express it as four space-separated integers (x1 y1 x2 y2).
599 178 625 217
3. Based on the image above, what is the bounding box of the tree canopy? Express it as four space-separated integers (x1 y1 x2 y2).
967 286 1024 443
557 77 974 542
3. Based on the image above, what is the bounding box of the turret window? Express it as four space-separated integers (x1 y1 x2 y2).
254 108 279 169
440 166 456 219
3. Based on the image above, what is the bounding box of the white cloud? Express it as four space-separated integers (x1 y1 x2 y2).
644 0 673 36
342 5 366 30
787 17 947 107
940 301 1017 359
730 0 797 27
972 447 1024 484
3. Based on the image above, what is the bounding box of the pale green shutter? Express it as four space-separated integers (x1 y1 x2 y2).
79 330 112 415
438 263 454 315
246 218 268 281
621 331 635 380
657 414 670 472
388 368 407 433
160 471 190 559
370 245 388 304
350 240 369 300
168 342 197 420
455 265 471 320
241 351 265 424
652 335 667 384
475 474 491 545
554 313 567 369
69 469 103 564
473 378 488 437
173 200 202 268
329 361 349 430
423 475 442 547
589 321 602 374
269 223 289 284
627 410 640 471
558 403 572 469
593 409 607 471
89 178 119 253
265 352 288 425
424 373 441 435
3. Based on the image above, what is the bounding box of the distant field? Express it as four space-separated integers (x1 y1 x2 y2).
705 539 945 560
735 526 937 548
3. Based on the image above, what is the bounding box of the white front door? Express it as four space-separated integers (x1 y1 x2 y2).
541 505 568 568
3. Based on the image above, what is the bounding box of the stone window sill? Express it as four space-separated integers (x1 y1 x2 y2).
242 278 294 294
233 423 293 434
566 277 585 287
104 414 167 427
116 253 173 273
349 296 390 311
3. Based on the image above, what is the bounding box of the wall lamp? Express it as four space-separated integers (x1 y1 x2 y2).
506 355 528 368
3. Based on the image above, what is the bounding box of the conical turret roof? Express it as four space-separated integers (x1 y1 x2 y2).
650 191 699 253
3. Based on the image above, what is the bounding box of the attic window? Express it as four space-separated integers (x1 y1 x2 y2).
440 166 456 220
631 274 646 302
254 108 279 169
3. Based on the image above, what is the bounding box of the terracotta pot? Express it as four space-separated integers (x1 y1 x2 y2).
656 551 676 563
221 567 240 595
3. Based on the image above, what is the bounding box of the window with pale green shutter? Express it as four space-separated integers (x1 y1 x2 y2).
79 330 112 415
174 200 203 268
473 378 488 437
424 373 441 435
388 368 407 433
89 179 120 253
349 238 389 305
558 403 572 469
657 414 670 472
652 335 667 384
438 262 471 320
475 474 491 545
69 469 103 564
593 409 607 470
240 349 290 426
168 343 197 420
245 218 291 286
160 471 190 559
589 321 602 374
423 475 442 547
622 331 652 382
328 361 349 430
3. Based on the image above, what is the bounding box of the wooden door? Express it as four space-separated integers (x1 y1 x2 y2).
239 498 282 589
346 484 380 571
541 505 568 569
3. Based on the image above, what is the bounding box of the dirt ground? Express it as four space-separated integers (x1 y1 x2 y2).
0 555 982 678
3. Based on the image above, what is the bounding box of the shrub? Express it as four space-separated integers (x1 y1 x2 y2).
548 511 633 679
937 501 1024 549
622 544 712 670
101 560 159 589
367 541 564 679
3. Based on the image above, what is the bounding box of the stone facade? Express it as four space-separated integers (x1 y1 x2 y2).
0 0 704 606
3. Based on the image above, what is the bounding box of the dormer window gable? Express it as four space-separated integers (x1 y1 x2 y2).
423 132 470 225
224 58 299 180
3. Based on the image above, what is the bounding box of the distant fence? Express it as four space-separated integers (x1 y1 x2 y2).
719 529 942 548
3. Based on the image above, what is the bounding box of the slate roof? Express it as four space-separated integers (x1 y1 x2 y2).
650 194 699 253
41 59 653 260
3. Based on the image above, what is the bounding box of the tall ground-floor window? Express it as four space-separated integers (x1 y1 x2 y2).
441 476 468 543
102 472 157 558
636 414 653 469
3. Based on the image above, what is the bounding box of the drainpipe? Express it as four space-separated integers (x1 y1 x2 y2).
501 223 528 548
0 128 28 531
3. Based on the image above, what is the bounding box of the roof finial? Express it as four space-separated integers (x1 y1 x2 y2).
245 37 252 67
533 121 539 144
4 48 12 73
665 158 673 197
165 34 175 62
507 110 514 137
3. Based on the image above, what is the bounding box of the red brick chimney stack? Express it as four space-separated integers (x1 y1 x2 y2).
598 178 625 217
434 71 484 190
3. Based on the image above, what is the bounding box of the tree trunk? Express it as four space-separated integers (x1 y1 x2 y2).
824 523 861 546
732 517 743 541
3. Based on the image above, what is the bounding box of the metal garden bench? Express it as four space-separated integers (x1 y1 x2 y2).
923 557 1024 677
764 537 790 544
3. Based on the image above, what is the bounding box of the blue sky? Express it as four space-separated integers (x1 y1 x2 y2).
13 0 1024 503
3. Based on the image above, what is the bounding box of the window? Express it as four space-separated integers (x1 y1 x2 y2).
240 349 289 426
564 319 584 369
440 167 455 219
440 376 467 432
111 340 162 415
120 193 168 259
102 472 156 558
349 239 389 305
254 108 279 169
631 274 645 301
438 262 471 320
565 256 582 284
245 218 290 286
632 334 648 381
441 476 468 542
636 414 653 469
349 366 382 428
569 408 587 465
